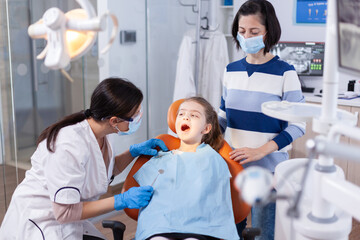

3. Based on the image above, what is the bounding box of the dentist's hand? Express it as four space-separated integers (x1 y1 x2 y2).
114 186 154 210
129 139 168 157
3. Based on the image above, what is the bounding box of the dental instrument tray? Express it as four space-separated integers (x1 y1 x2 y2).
261 101 357 125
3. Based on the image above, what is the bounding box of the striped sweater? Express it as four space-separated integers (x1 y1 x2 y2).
218 56 306 172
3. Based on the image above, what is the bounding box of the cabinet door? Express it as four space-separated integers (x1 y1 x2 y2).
333 106 351 176
348 106 360 185
290 104 350 176
290 118 316 159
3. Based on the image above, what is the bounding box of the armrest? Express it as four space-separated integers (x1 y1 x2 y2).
102 220 126 240
242 227 261 240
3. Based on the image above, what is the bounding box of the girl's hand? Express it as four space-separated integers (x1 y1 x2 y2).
229 147 266 164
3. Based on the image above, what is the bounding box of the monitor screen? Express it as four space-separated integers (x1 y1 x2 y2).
270 42 325 76
337 0 360 74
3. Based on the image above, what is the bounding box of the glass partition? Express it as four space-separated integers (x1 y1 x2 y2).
0 0 98 221
0 0 196 223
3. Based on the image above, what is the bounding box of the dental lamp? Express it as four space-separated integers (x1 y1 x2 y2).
28 0 117 70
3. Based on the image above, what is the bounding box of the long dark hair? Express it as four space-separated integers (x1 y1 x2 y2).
37 77 143 152
232 0 281 54
184 97 224 152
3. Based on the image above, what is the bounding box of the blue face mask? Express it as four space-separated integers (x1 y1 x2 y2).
237 33 265 54
115 108 143 136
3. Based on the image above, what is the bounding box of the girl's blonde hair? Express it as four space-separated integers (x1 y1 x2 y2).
183 97 224 151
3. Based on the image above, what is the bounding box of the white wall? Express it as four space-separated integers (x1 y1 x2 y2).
98 0 148 184
147 1 194 138
97 1 193 184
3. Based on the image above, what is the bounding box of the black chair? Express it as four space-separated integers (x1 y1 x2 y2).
102 220 126 240
102 220 260 240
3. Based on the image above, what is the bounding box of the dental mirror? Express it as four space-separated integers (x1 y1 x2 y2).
151 169 164 186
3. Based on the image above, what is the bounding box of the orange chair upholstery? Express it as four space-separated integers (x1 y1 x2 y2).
123 99 251 223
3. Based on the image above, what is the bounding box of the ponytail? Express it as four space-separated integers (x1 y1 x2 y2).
37 77 143 152
184 97 224 152
37 111 87 152
202 111 224 152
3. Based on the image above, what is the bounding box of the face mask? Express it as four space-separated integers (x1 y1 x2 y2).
115 108 143 136
237 33 265 54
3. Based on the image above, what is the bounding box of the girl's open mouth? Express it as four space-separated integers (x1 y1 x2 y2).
181 124 190 132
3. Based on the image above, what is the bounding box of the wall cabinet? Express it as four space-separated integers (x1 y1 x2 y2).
217 0 235 61
290 103 360 185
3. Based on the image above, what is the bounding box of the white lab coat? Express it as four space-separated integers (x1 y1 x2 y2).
173 29 229 111
0 120 115 240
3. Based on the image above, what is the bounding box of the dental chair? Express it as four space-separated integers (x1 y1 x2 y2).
102 99 259 240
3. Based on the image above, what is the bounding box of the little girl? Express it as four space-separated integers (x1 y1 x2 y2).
134 97 239 240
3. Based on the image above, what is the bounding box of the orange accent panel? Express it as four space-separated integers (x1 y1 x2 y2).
123 134 180 220
219 141 251 223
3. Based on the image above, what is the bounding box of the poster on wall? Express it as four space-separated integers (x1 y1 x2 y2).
296 0 327 24
338 0 360 73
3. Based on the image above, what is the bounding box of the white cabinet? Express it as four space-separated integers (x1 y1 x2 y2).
290 103 360 185
216 0 237 62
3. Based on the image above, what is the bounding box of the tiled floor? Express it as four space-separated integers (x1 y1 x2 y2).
0 164 26 222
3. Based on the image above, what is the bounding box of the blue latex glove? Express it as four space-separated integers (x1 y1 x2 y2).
114 186 154 210
129 138 169 157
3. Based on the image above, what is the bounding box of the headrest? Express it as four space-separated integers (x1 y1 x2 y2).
167 99 184 134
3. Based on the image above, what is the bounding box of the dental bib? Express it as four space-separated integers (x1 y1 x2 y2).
133 143 239 240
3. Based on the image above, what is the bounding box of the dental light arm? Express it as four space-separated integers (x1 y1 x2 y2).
310 137 360 162
28 0 117 70
305 124 360 222
235 123 360 216
35 8 69 69
76 0 96 18
66 17 106 32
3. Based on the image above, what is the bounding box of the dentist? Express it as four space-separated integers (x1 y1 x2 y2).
0 77 168 240
218 0 305 239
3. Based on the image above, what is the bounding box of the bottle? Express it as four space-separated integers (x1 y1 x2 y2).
354 80 360 94
348 80 355 91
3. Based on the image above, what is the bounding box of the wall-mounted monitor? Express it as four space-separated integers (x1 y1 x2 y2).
270 42 325 76
337 0 360 74
296 0 327 24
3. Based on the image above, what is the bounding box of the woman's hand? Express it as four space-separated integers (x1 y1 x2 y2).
230 140 279 165
114 186 154 210
230 147 266 164
129 139 169 157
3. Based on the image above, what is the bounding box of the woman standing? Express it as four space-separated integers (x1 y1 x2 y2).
0 77 168 239
218 1 306 239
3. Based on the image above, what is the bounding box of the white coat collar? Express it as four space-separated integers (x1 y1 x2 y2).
79 120 114 184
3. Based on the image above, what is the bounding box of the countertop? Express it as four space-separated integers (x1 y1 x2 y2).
304 93 360 108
